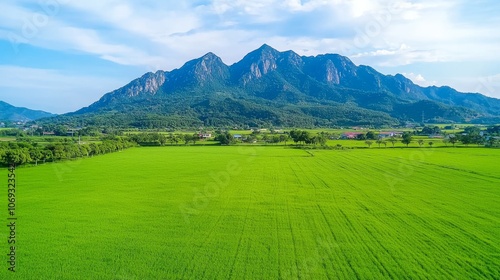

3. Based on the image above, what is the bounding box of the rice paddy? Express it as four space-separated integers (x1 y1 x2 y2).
3 146 500 279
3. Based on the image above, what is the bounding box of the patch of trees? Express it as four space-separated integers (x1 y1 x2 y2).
289 130 328 146
487 125 500 135
128 133 201 146
418 126 441 135
355 131 377 140
457 127 483 146
248 133 289 145
440 126 500 148
401 132 413 147
486 137 500 147
0 129 25 137
215 132 235 145
0 138 135 167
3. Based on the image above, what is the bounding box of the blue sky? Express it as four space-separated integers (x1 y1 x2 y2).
1 0 499 114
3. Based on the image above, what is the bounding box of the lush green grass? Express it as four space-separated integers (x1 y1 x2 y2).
3 146 500 279
0 137 15 142
322 138 447 148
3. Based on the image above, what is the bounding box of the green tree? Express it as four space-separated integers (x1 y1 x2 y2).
41 150 53 163
0 148 5 163
158 134 167 146
356 133 367 140
365 131 376 140
262 134 269 144
89 143 99 156
243 135 256 143
54 125 68 136
401 132 412 147
79 144 90 157
376 139 384 148
51 144 66 160
388 137 397 147
299 131 311 145
289 130 300 144
473 134 484 146
464 126 481 135
365 140 373 148
460 135 469 146
448 135 458 147
442 138 449 146
279 134 289 145
306 136 317 145
168 133 175 145
486 137 499 147
173 134 181 145
215 132 233 145
289 130 311 145
316 133 327 146
271 135 281 145
417 139 424 147
486 125 500 135
419 126 442 135
3 149 31 165
191 134 200 145
461 127 484 146
29 148 43 166
183 134 192 145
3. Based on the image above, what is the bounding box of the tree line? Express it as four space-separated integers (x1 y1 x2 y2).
128 133 202 146
0 137 135 166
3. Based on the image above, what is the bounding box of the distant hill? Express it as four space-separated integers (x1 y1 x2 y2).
57 44 500 128
0 101 56 122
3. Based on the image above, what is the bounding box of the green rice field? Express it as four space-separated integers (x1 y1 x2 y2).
3 146 500 279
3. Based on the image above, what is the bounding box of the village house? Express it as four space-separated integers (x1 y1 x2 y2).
378 132 403 139
378 132 392 139
340 132 364 139
198 133 212 139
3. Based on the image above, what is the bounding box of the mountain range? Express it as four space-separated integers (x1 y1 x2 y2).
0 101 55 122
53 44 500 127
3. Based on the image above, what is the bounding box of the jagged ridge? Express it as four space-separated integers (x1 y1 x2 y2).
69 44 500 127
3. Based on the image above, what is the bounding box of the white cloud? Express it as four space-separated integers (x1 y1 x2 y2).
402 72 437 87
3 0 499 69
475 74 500 95
352 44 409 58
0 1 200 64
282 0 330 12
448 73 500 98
349 0 380 18
63 2 201 39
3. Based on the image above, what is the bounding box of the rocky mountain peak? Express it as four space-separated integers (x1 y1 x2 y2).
280 50 304 68
232 44 282 84
168 52 230 88
111 71 167 99
73 44 500 124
